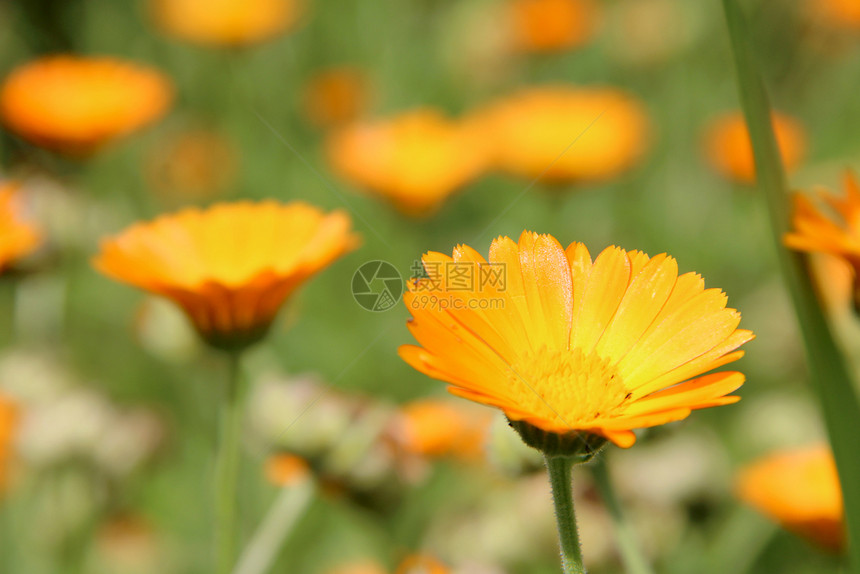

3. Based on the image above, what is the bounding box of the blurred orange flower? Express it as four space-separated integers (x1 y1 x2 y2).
784 172 860 307
145 128 239 203
304 67 371 128
0 396 17 492
327 109 489 216
326 561 387 574
737 445 844 552
395 555 450 574
473 86 650 184
93 201 359 351
391 399 492 461
0 183 42 272
507 0 600 53
400 232 752 450
0 56 172 155
810 0 860 31
265 454 311 487
702 111 806 184
151 0 301 46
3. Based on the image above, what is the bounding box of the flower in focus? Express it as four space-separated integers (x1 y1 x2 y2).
701 111 806 184
390 399 492 461
151 0 302 46
304 67 371 128
144 127 239 203
400 232 752 452
396 555 450 574
265 453 311 487
506 0 600 54
0 56 172 155
473 86 650 184
326 109 489 216
0 183 42 273
736 445 844 552
784 172 860 308
93 201 359 351
0 395 17 492
809 0 860 31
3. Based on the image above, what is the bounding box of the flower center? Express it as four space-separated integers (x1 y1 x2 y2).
509 347 630 427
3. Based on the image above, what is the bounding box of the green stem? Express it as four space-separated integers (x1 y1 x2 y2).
216 351 244 574
590 457 654 574
721 1 860 572
546 455 586 574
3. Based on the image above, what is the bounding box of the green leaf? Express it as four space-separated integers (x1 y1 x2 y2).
721 0 860 570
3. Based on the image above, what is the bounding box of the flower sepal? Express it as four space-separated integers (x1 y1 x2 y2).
509 419 607 463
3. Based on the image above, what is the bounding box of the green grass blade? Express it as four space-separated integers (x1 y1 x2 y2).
722 0 860 570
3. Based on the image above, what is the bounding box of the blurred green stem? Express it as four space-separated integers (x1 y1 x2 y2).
546 456 586 574
590 457 654 574
216 351 244 574
234 480 315 574
721 1 860 572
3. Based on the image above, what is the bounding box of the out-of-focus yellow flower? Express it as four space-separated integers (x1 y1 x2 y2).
151 0 302 46
506 0 600 53
327 109 489 216
737 445 844 552
391 399 492 461
395 555 450 574
326 561 387 574
304 67 371 128
93 201 359 351
810 0 860 31
0 395 17 492
473 86 650 184
784 172 860 307
265 454 311 487
400 232 752 451
0 184 42 273
145 128 239 203
0 56 172 155
702 111 806 184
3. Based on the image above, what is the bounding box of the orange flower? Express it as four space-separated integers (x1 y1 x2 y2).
145 128 239 202
0 56 172 155
0 184 42 272
395 555 450 574
304 67 371 128
473 86 650 184
265 454 311 487
93 201 359 351
0 395 17 492
507 0 600 53
391 399 492 460
151 0 302 46
784 172 860 307
809 0 860 31
326 561 387 574
737 445 844 552
327 109 489 216
400 232 752 451
702 111 806 184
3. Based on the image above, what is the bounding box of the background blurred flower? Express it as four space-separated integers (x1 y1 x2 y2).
736 445 844 552
265 453 311 487
0 395 17 492
150 0 302 46
400 232 752 449
325 561 387 574
808 0 860 31
93 515 164 574
327 109 489 216
144 127 239 204
0 56 172 155
0 183 42 273
701 111 806 183
473 86 650 184
93 201 359 351
303 67 372 129
395 554 450 574
388 398 492 461
505 0 600 54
